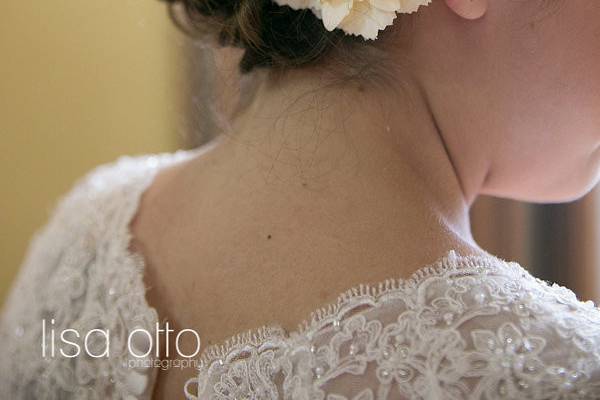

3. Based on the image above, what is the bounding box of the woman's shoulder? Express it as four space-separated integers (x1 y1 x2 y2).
4 149 196 284
46 148 202 242
56 149 198 220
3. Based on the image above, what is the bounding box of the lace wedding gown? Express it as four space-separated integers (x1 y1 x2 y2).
2 146 600 400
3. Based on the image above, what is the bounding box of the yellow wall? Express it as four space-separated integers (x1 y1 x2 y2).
0 0 184 301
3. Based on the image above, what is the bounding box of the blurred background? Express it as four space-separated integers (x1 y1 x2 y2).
1 0 599 304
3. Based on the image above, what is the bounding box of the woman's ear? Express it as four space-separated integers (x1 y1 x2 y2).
444 0 488 20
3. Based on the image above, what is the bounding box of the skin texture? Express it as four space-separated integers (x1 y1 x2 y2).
130 0 600 398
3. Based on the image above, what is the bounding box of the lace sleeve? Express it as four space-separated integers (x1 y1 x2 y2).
0 159 121 396
0 160 115 325
0 149 200 400
0 153 166 399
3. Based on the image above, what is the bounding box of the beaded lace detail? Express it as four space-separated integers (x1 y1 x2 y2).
2 146 600 400
193 251 525 370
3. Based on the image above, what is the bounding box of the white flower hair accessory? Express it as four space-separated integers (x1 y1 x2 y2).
274 0 432 40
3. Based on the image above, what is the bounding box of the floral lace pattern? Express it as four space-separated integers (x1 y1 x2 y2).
2 147 600 400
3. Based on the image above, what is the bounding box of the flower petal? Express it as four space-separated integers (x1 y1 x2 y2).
322 0 353 31
339 1 397 40
370 0 402 12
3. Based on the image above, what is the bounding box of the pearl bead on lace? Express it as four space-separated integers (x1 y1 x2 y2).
315 366 324 378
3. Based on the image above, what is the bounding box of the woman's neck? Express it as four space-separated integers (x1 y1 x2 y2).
190 67 490 259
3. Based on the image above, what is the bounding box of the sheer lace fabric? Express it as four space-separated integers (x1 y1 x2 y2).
1 148 600 400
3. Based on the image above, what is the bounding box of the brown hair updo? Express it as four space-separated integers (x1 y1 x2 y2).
162 0 359 73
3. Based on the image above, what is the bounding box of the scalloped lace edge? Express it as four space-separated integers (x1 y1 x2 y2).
193 249 532 370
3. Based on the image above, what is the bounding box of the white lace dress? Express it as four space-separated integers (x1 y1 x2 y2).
2 147 600 400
